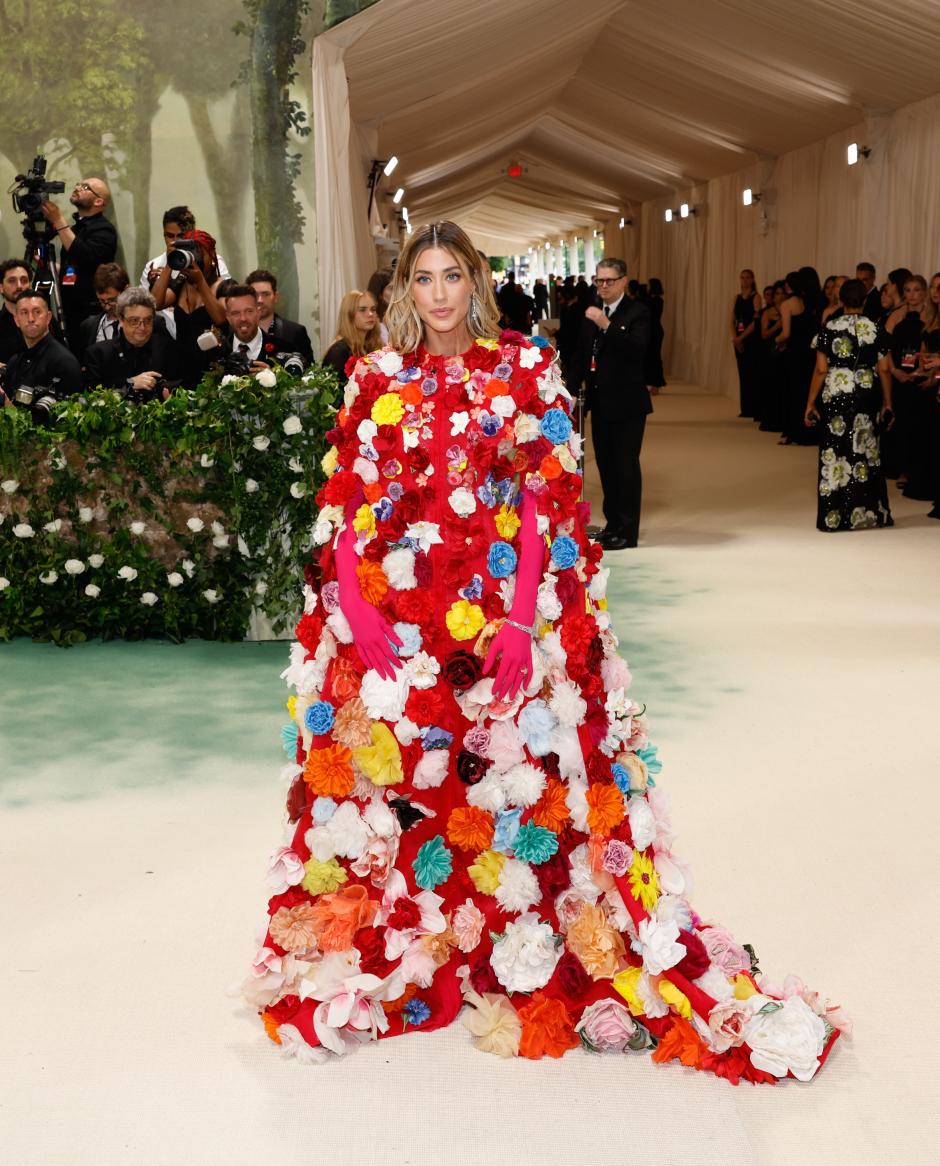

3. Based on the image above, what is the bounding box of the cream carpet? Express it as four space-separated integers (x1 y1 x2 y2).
2 386 936 1165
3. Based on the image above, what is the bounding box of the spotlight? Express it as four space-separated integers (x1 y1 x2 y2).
847 143 871 166
742 188 762 206
392 187 404 204
618 216 625 228
383 156 399 177
664 209 673 223
680 203 690 219
544 242 550 249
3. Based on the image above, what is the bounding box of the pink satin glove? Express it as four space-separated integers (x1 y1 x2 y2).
484 622 533 701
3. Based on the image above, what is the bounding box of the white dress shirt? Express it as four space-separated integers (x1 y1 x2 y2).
233 329 264 362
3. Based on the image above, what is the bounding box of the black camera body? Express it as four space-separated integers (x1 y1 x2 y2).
115 377 178 405
276 351 306 377
11 155 65 217
166 239 199 272
11 381 63 427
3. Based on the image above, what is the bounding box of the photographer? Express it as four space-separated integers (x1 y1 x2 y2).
246 269 314 367
77 263 131 355
139 206 230 290
40 178 118 353
83 288 180 399
1 290 81 405
220 285 273 375
151 230 226 387
0 259 31 362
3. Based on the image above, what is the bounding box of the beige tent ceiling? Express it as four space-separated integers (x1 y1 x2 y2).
324 0 940 254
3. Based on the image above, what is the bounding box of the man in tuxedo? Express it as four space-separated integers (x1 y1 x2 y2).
246 269 314 367
576 258 651 550
855 262 882 321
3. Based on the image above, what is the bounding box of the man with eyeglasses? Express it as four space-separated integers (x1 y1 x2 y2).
75 263 131 356
575 257 651 550
83 288 179 399
40 177 118 354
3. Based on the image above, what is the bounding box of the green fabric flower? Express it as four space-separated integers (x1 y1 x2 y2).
512 821 559 865
413 834 453 890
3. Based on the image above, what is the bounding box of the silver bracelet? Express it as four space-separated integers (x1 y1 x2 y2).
504 617 534 636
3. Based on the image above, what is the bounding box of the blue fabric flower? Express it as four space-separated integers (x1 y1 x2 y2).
479 412 502 437
304 700 335 735
387 481 404 501
476 477 497 508
459 573 484 601
403 997 432 1026
486 541 518 579
529 334 551 349
496 477 519 505
494 362 513 379
513 821 559 865
392 621 422 658
396 365 422 382
612 762 631 794
373 497 394 521
421 726 453 751
492 808 523 854
550 535 579 569
280 722 298 758
413 835 453 890
540 407 572 444
312 796 337 825
420 376 438 396
517 699 557 756
636 744 663 775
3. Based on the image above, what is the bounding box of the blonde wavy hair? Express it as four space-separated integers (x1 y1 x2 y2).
385 221 501 353
331 290 383 357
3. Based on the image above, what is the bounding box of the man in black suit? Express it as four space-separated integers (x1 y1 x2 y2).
83 288 180 398
77 263 130 356
1 290 81 403
246 269 314 367
856 262 881 321
575 258 651 550
0 259 32 363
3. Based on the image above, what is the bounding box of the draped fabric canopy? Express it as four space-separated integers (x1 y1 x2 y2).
313 0 940 383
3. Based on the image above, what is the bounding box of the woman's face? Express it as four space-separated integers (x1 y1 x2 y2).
740 271 753 293
930 275 940 305
763 288 773 306
353 293 377 334
773 287 786 307
880 284 893 309
410 246 472 343
904 280 925 309
823 277 835 302
833 276 846 301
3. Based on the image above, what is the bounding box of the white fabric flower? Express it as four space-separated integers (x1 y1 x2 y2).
518 345 542 369
117 566 138 582
628 796 656 850
13 523 35 538
404 521 443 553
289 482 306 499
203 589 220 604
375 349 404 376
84 584 101 598
64 559 85 576
78 507 94 523
404 650 440 689
186 517 204 532
393 717 421 746
638 916 686 975
140 592 158 606
447 487 477 517
245 478 259 493
40 570 58 585
513 413 541 443
88 553 104 568
466 772 507 814
252 435 271 451
383 547 417 590
743 995 827 1082
412 751 449 789
1 479 19 493
495 858 541 913
306 801 370 862
490 394 515 418
548 679 587 726
450 411 470 435
536 579 563 620
490 914 561 993
499 762 545 807
265 847 306 894
255 367 277 388
359 669 410 722
167 572 184 587
282 414 302 435
43 519 62 534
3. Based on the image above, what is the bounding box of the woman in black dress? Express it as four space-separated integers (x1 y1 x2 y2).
804 279 893 531
777 270 819 445
921 277 940 518
322 290 383 380
758 281 787 432
731 269 762 418
886 275 931 498
151 230 227 388
644 277 666 392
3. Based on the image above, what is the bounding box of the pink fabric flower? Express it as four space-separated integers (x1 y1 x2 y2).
707 999 750 1053
700 926 751 976
463 725 491 755
452 898 486 952
602 839 633 876
575 999 637 1051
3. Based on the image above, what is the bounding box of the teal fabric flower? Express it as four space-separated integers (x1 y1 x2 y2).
280 722 298 758
636 744 663 775
413 835 453 890
513 821 559 865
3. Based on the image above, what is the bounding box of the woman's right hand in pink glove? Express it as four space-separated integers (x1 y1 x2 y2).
341 596 403 680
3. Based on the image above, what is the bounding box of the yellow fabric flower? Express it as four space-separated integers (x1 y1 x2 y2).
446 599 486 641
371 391 405 425
476 338 499 351
352 503 376 538
555 445 578 471
494 504 521 539
612 966 646 1016
658 979 692 1019
628 850 660 912
321 445 339 476
286 695 297 719
468 849 505 894
353 722 403 786
302 856 348 896
733 974 759 1001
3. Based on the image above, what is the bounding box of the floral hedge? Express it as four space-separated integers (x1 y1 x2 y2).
0 364 339 645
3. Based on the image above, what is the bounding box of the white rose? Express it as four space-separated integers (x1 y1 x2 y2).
212 534 230 548
1 479 19 494
140 592 158 606
13 523 35 538
489 914 562 994
255 581 268 596
167 572 184 587
64 559 86 576
289 482 306 499
743 995 827 1082
200 453 215 468
282 415 302 435
117 566 138 582
245 478 259 493
84 584 101 598
255 368 277 388
43 519 62 534
0 577 9 590
220 374 239 387
210 521 225 536
288 456 303 472
447 487 477 517
182 559 195 577
78 507 94 524
40 570 58 585
186 517 204 532
638 916 686 975
88 553 104 568
203 589 219 604
252 435 271 451
130 521 146 535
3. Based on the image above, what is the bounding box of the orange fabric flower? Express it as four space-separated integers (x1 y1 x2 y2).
304 743 355 797
329 656 362 703
363 481 383 503
511 448 530 472
532 777 570 832
485 377 510 398
539 455 563 480
269 902 320 954
585 782 625 835
446 806 495 851
382 983 418 1015
651 1015 706 1069
398 381 424 406
517 992 580 1059
261 1011 282 1045
310 884 378 952
565 902 625 979
356 558 389 604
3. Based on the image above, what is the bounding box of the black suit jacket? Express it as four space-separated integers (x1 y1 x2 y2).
83 332 181 390
263 314 314 367
576 297 652 418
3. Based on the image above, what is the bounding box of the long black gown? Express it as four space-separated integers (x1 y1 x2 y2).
889 311 931 499
782 305 819 445
733 294 760 417
644 295 666 388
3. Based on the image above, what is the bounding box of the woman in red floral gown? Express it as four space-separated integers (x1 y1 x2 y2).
243 222 848 1083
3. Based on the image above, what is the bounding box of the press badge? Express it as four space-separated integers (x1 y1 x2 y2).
61 266 77 287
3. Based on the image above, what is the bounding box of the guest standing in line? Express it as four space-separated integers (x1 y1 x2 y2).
575 258 651 550
805 279 893 531
885 275 930 493
321 290 382 380
731 269 762 418
758 281 787 432
644 277 666 393
777 270 818 446
920 277 940 519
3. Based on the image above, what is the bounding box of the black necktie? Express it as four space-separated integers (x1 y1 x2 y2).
604 305 610 318
238 343 249 355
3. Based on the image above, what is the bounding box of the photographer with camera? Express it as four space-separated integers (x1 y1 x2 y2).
220 284 275 377
1 290 81 410
82 288 180 400
140 206 231 291
151 229 226 387
39 178 118 353
246 268 314 368
0 259 32 362
77 263 131 355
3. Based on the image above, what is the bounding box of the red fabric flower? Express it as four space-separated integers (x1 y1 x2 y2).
518 992 580 1058
443 650 482 688
295 611 324 652
534 850 570 900
386 897 422 930
554 949 593 1000
405 686 446 724
318 468 359 508
469 951 501 994
286 774 308 823
674 929 712 980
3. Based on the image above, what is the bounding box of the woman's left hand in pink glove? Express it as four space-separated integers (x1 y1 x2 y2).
484 622 533 701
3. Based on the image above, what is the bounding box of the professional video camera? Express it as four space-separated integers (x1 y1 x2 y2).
11 155 65 217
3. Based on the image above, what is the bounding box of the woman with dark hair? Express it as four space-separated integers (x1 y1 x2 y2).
730 269 762 418
804 278 893 530
758 280 787 432
777 269 819 445
886 275 931 496
644 277 666 393
366 268 393 342
921 273 940 518
241 218 843 1082
151 228 226 387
